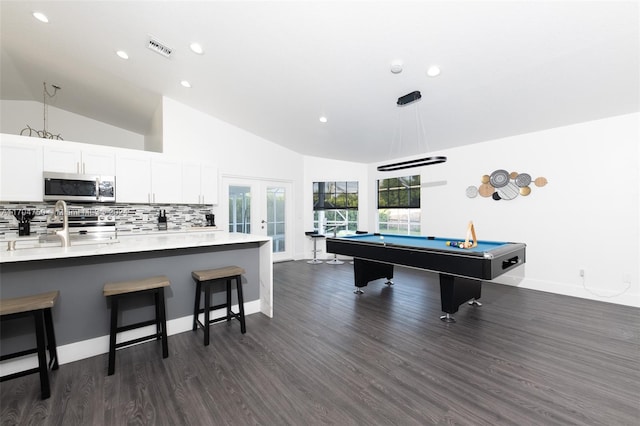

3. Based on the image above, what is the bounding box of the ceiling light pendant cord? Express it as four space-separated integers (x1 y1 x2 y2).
389 107 403 159
377 90 447 172
20 82 64 140
415 102 429 154
43 82 48 135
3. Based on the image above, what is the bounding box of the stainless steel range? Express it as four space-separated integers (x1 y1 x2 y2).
45 214 117 243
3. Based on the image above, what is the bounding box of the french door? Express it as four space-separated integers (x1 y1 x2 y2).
222 176 293 262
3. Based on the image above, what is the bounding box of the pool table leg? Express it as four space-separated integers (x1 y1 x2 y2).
440 313 456 323
439 274 482 322
353 259 394 294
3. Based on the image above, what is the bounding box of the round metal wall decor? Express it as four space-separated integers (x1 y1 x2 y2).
514 173 531 187
467 170 547 201
489 169 509 188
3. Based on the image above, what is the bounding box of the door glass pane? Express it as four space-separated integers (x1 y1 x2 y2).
229 185 251 233
267 186 285 253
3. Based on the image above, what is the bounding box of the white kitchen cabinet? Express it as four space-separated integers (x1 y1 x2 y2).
81 151 115 175
44 142 115 175
0 135 44 202
115 151 152 203
200 164 218 205
151 157 182 204
182 162 218 205
116 152 182 204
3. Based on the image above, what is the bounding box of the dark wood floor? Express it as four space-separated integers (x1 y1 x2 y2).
1 260 639 425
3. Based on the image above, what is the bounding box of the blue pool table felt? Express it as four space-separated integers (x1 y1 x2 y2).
341 233 510 253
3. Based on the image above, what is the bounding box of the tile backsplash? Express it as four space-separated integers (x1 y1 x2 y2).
0 202 217 238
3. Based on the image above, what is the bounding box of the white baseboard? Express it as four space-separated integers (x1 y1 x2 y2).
0 300 261 377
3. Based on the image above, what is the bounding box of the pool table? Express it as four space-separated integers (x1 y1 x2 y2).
325 233 526 322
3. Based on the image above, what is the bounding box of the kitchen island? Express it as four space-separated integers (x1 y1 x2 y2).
0 231 272 372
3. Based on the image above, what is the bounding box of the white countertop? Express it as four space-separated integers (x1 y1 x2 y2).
0 231 271 264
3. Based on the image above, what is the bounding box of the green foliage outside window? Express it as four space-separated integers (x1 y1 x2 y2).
313 181 358 210
377 175 420 208
313 181 359 235
377 175 420 235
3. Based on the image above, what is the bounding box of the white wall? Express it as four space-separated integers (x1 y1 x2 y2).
370 113 639 307
144 101 163 153
0 100 144 149
162 97 306 257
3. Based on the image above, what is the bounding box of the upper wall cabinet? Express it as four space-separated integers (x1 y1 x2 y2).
0 135 44 202
182 162 218 205
151 156 182 204
115 151 182 204
43 142 115 175
115 150 152 203
0 133 214 205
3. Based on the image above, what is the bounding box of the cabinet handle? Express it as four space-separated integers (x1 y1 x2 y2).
77 162 80 174
82 163 86 174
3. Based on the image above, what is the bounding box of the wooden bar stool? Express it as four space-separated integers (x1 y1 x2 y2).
103 276 170 376
192 266 246 346
0 291 60 400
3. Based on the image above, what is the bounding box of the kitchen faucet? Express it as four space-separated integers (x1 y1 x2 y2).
51 199 70 247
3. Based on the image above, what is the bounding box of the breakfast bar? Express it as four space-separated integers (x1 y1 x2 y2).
0 231 273 371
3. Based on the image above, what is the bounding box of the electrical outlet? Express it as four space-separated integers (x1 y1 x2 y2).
579 269 585 277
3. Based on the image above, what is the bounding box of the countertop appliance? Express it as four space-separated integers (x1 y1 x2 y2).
43 172 116 202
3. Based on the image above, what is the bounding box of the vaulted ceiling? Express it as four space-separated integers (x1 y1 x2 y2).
1 1 638 163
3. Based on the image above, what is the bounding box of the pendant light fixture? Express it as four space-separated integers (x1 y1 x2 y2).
377 90 446 172
20 82 64 140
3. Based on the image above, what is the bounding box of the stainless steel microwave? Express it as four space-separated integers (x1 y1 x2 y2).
43 172 116 202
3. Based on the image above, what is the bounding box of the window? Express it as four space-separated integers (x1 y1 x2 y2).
313 181 358 235
378 175 420 235
229 185 251 233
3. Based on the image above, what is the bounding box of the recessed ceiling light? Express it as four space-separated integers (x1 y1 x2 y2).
180 80 192 88
189 42 204 55
319 116 328 123
32 12 49 23
390 61 403 74
116 50 129 60
426 66 441 77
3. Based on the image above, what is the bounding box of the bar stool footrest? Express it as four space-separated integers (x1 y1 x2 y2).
115 318 158 334
196 311 243 328
115 333 165 350
0 367 41 382
0 347 38 361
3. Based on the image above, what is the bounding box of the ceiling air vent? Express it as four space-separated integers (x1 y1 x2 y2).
147 37 172 58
